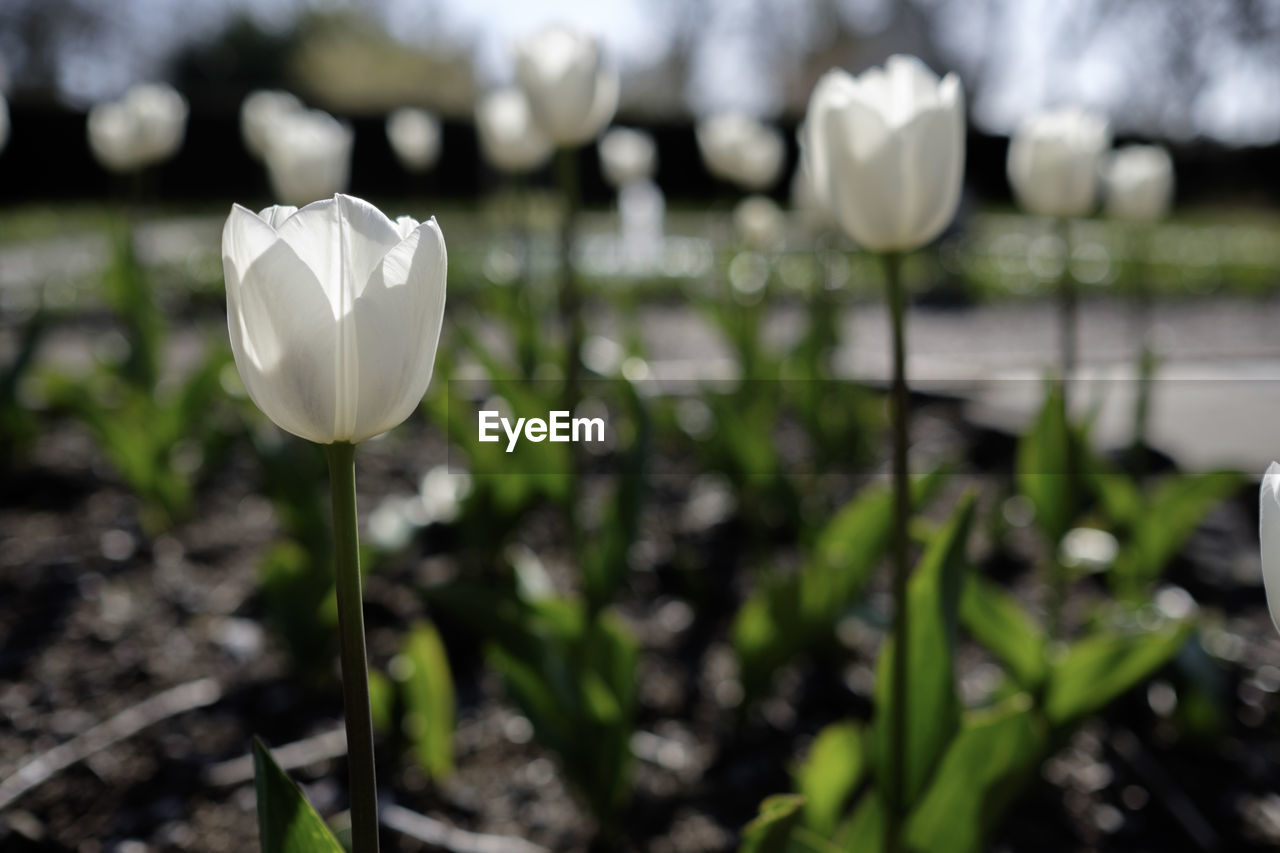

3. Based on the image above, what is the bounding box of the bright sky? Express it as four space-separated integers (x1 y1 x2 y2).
18 0 1280 145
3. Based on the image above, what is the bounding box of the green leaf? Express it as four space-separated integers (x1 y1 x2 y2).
1045 622 1192 726
739 794 805 853
960 576 1047 690
367 669 394 736
905 697 1046 853
834 791 885 852
1017 384 1076 544
794 721 865 837
397 621 456 780
733 471 946 701
1112 472 1243 595
252 737 345 853
873 493 976 810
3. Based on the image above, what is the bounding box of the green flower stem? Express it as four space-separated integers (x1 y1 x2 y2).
1051 217 1078 644
324 441 380 853
556 146 584 408
1129 223 1155 478
882 251 910 853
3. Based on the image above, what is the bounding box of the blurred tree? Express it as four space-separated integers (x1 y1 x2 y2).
168 14 295 110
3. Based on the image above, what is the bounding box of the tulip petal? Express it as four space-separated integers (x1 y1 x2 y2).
824 98 903 251
349 217 448 442
223 204 339 444
1262 462 1280 635
276 194 404 313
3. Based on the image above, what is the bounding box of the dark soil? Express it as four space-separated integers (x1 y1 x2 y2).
2 379 1279 853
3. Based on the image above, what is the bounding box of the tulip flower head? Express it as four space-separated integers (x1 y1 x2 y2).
386 107 442 174
598 127 656 189
222 194 447 445
515 25 619 147
1261 462 1280 635
799 56 965 252
262 109 354 207
241 89 305 161
696 113 785 192
733 195 785 251
475 88 554 174
1104 144 1174 222
1007 107 1112 218
87 83 188 173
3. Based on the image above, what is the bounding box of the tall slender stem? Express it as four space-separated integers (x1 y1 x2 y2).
882 251 910 853
324 442 380 853
1051 218 1077 643
556 146 583 408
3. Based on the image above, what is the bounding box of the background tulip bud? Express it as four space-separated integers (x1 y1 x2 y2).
1261 462 1280 635
799 56 965 252
222 194 447 445
696 113 785 192
733 195 785 251
475 88 554 174
87 82 188 173
1104 145 1175 222
598 127 656 189
262 109 354 207
241 89 304 162
1007 107 1112 218
515 26 619 147
0 94 8 155
386 107 442 174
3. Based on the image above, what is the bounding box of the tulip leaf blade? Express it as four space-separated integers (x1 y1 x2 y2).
872 492 976 810
252 737 345 853
959 575 1047 689
794 721 866 838
905 696 1046 853
733 470 946 702
1017 383 1077 545
397 620 456 781
1044 621 1192 726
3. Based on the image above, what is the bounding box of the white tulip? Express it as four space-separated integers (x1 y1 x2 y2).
241 89 304 161
262 109 354 207
800 56 964 252
733 195 785 251
514 26 619 147
790 163 832 231
87 83 188 173
222 194 447 445
0 94 9 155
1104 145 1174 222
598 127 656 189
696 113 785 192
475 88 554 174
386 107 442 173
1261 462 1280 635
1007 107 1112 218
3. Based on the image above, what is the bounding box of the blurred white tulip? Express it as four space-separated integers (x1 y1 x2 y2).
386 107 442 173
696 113 785 192
800 56 964 252
790 164 832 231
222 194 447 445
262 109 354 206
240 89 304 161
1007 107 1112 218
515 25 619 147
1262 462 1280 635
1104 145 1174 222
733 195 785 251
87 83 188 173
598 127 656 189
475 88 554 174
0 94 9 155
